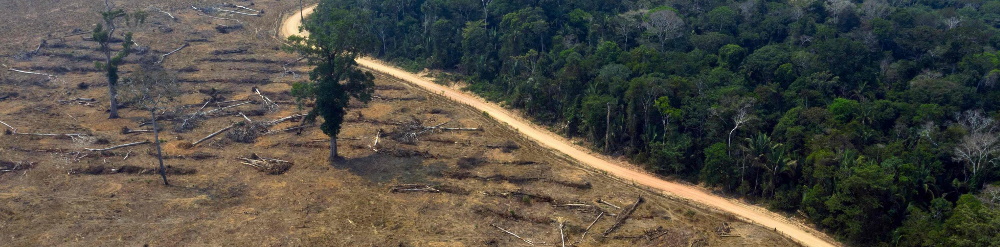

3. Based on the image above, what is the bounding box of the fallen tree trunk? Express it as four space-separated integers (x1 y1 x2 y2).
4 64 56 79
193 123 235 146
0 120 17 134
204 101 251 115
491 224 536 245
266 113 305 125
578 211 604 243
157 43 188 64
602 196 644 237
86 140 151 152
390 184 440 193
152 7 175 20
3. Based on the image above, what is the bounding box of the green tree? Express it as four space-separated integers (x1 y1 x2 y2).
287 0 376 162
92 1 146 119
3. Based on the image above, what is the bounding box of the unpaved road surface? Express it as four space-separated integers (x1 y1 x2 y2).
281 6 838 247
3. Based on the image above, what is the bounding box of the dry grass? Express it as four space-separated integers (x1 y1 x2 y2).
0 1 798 246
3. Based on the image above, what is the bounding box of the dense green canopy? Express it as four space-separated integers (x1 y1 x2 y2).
317 0 1000 245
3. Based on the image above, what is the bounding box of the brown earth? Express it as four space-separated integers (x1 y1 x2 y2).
1 1 800 246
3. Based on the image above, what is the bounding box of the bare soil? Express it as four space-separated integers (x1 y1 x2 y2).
0 1 799 246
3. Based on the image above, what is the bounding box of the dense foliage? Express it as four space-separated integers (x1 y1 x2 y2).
319 0 1000 245
288 1 375 162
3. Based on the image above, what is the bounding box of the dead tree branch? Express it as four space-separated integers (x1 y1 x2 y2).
578 212 604 243
597 199 622 210
390 184 441 193
602 196 644 237
204 101 252 115
151 7 175 20
0 120 17 134
86 140 151 152
157 43 188 64
193 123 235 146
253 87 277 111
491 224 536 245
3 64 56 79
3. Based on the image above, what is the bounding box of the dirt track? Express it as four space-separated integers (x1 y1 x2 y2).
281 6 838 247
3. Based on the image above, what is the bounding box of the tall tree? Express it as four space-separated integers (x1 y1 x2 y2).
287 0 376 162
93 0 146 119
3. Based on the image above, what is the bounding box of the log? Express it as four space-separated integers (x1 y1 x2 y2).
180 100 211 129
559 221 566 247
491 224 535 245
121 127 153 134
597 199 622 210
253 87 277 111
266 114 305 125
215 8 259 16
16 132 87 137
152 7 175 20
193 123 235 146
0 120 17 134
239 112 252 123
191 6 243 23
264 125 313 135
3 64 56 79
86 140 151 152
602 196 644 237
227 3 260 13
204 101 251 115
157 43 188 64
370 129 381 151
579 212 603 242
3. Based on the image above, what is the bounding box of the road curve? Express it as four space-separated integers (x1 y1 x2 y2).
280 5 838 247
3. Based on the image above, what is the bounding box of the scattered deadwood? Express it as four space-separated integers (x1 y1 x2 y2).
483 190 556 204
486 140 520 152
121 126 153 134
264 124 313 135
253 87 277 111
491 224 537 245
390 184 440 193
193 123 236 146
0 161 34 174
204 101 252 115
715 222 739 237
609 226 671 242
157 43 188 64
579 212 604 243
178 100 211 131
191 6 243 23
267 113 305 125
85 140 151 152
71 165 196 175
58 98 98 106
237 153 292 175
602 196 644 237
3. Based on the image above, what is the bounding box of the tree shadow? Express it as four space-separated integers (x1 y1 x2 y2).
334 153 446 184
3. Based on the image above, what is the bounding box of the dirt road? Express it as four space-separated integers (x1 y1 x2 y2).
281 6 838 247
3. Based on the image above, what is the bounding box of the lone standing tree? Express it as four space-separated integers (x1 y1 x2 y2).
120 61 178 186
286 0 375 163
93 1 145 119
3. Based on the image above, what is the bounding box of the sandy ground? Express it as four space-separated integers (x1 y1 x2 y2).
281 5 838 247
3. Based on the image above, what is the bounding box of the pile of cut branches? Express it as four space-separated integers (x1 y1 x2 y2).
237 153 292 175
